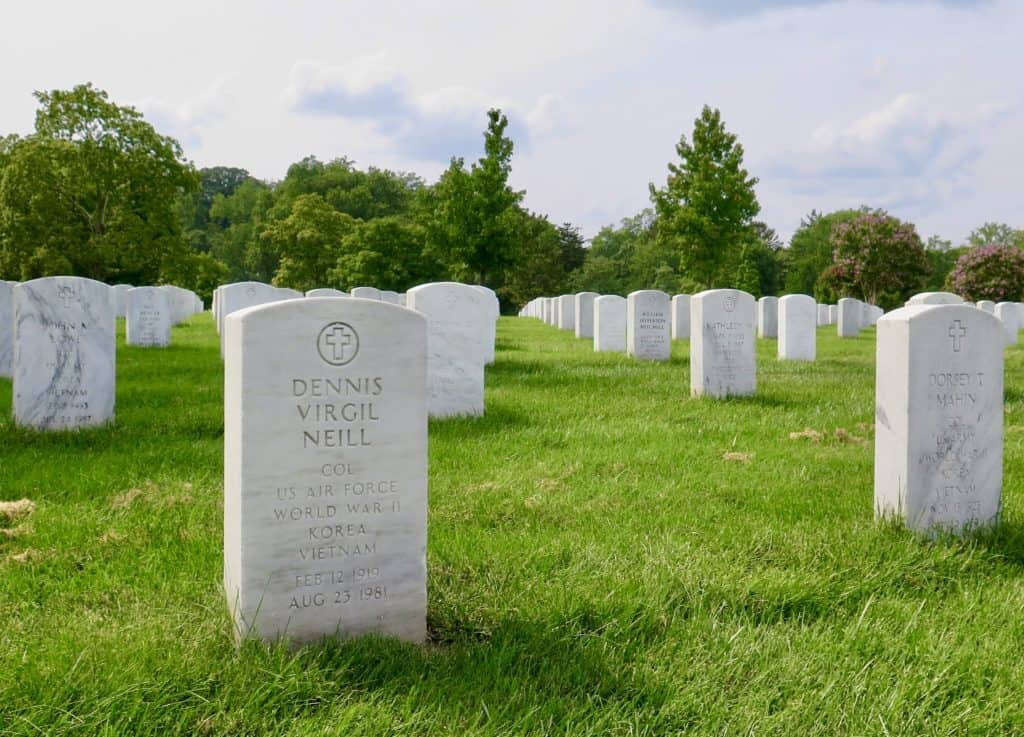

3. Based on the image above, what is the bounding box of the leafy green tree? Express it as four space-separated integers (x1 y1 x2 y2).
261 194 357 292
0 84 198 283
783 209 862 295
649 106 760 289
503 212 585 305
424 109 524 286
207 179 273 280
965 222 1024 250
922 235 967 291
331 216 444 291
829 210 929 307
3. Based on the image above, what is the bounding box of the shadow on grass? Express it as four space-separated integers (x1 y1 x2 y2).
428 402 532 436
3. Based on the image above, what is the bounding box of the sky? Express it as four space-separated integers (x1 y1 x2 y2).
1 0 1021 245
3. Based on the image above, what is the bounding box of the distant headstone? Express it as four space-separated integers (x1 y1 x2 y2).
126 287 172 347
351 287 382 301
472 285 500 365
13 276 115 430
778 294 816 361
907 292 962 306
816 303 829 327
111 284 133 318
218 282 287 357
406 282 488 418
574 292 599 339
976 300 995 314
0 281 14 378
306 288 348 298
828 305 837 324
671 294 690 340
594 295 627 353
626 290 670 361
690 289 756 398
994 302 1018 345
875 304 1003 534
837 298 861 338
757 296 778 339
224 297 427 644
380 290 401 305
556 295 574 331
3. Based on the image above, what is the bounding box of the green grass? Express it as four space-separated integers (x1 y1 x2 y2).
3 315 1024 735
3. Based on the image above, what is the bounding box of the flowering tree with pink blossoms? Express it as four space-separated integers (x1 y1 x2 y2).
945 244 1024 302
828 210 929 307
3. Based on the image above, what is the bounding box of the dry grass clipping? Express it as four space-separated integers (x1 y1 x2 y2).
722 451 754 463
0 499 36 522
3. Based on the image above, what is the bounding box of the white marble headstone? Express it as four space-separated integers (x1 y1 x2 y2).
757 296 778 339
828 305 837 325
594 295 626 352
626 290 670 361
907 292 963 306
816 303 829 326
351 287 382 301
690 289 756 398
0 281 14 378
671 294 690 340
126 287 172 347
472 285 500 365
306 288 349 298
976 300 995 314
405 282 488 418
111 284 133 318
875 304 1003 534
837 298 861 338
994 302 1018 345
224 297 427 645
556 295 574 331
13 276 115 430
218 282 288 357
778 294 816 361
574 292 599 339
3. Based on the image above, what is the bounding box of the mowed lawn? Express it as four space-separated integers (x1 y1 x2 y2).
3 314 1024 736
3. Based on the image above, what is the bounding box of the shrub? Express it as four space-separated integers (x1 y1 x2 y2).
945 244 1024 302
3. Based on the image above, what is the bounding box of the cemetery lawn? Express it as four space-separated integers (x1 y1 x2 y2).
4 314 1024 737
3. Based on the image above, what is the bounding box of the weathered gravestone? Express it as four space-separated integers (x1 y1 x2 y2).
13 277 115 430
994 302 1018 345
126 287 172 347
626 290 670 361
594 295 627 352
837 298 861 338
671 294 690 340
875 304 1003 534
778 294 816 361
757 296 778 339
224 297 427 644
0 281 14 378
574 292 599 339
306 288 348 298
690 289 756 398
406 282 487 418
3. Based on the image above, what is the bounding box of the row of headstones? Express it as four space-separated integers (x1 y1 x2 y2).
0 276 203 429
519 290 824 396
905 291 1022 345
222 293 1010 648
210 281 499 418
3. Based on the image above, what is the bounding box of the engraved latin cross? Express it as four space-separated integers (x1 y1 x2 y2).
324 324 354 362
949 320 967 352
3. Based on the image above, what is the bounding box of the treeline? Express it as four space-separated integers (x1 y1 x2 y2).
1 85 1021 312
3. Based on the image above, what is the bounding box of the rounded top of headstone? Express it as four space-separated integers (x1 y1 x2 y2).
595 294 626 303
906 291 963 306
779 293 815 304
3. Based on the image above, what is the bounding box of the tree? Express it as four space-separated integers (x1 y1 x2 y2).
424 109 524 286
828 210 929 307
783 208 862 295
331 216 444 291
922 234 967 291
0 84 198 283
261 194 358 292
649 106 760 289
965 222 1024 250
946 244 1024 302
